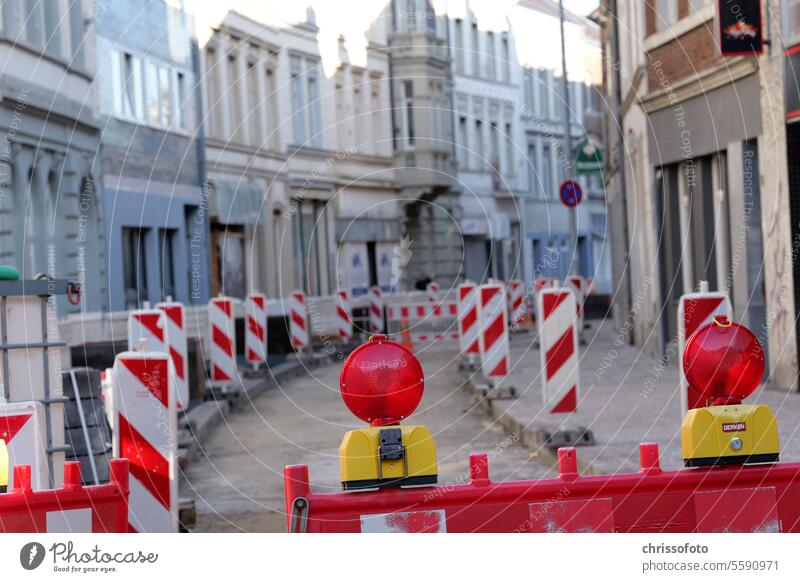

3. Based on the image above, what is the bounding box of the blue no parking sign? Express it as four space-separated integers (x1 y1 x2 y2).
559 179 582 208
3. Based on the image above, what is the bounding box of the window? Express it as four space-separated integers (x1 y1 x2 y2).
24 0 43 46
159 66 171 126
524 69 534 113
175 72 187 130
307 70 321 145
371 75 382 153
144 61 160 125
458 116 469 169
43 1 61 57
471 21 480 76
528 143 539 196
655 0 678 32
474 119 484 167
489 122 499 170
68 0 84 66
248 63 261 145
205 47 219 137
486 31 496 80
290 57 322 146
505 122 514 176
293 199 331 295
454 19 464 73
541 143 553 198
538 70 550 118
353 72 364 144
122 227 148 309
159 229 176 301
291 58 305 144
403 80 415 147
227 53 243 142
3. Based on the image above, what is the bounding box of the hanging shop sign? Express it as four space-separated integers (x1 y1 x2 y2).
718 0 763 56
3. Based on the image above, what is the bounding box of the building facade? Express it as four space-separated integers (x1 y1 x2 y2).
599 0 798 389
190 2 399 300
0 0 104 313
96 0 211 311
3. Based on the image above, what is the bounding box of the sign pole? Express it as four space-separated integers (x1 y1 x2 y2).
558 0 578 276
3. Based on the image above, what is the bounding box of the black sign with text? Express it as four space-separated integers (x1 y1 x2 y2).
718 0 763 56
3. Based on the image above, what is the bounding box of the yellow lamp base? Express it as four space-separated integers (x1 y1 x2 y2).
681 403 779 467
339 424 437 490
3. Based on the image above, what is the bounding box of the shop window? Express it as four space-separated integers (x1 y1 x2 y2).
122 227 149 309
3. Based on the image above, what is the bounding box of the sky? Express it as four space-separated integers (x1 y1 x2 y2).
564 0 599 16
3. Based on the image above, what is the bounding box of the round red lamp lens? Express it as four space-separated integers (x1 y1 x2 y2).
339 335 424 426
683 317 764 405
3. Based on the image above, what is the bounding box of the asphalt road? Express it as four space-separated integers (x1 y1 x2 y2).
181 344 554 532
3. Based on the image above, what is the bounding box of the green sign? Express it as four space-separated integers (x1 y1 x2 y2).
574 138 604 175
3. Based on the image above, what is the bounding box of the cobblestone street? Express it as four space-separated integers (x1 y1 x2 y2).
182 345 555 532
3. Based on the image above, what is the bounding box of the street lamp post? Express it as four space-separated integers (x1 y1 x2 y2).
559 0 578 276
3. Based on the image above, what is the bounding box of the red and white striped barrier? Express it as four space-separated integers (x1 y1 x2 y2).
127 308 167 353
0 401 47 490
678 291 733 414
289 291 309 349
0 460 129 533
427 282 442 319
369 286 384 333
537 288 579 413
209 296 237 385
245 293 268 369
457 282 479 358
156 301 188 410
112 350 177 533
507 279 526 328
336 290 353 340
476 283 509 381
566 275 586 336
586 277 596 296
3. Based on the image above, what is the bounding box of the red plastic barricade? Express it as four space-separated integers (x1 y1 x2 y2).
0 459 129 533
284 444 800 533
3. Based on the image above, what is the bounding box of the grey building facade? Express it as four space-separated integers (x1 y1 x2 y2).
96 0 210 310
0 0 105 313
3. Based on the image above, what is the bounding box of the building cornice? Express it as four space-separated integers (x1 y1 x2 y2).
639 56 757 114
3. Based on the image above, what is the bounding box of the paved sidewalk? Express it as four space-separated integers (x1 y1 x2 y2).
469 319 800 474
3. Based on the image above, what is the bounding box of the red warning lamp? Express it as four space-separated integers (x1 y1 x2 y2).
339 334 424 426
683 316 765 406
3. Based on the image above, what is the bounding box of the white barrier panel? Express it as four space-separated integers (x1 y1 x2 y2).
476 283 509 380
369 286 384 333
127 308 167 354
538 288 579 414
112 350 177 533
156 301 188 411
289 291 309 349
0 401 47 490
209 297 237 385
336 290 353 340
678 291 733 415
245 293 268 369
507 279 525 328
457 282 479 355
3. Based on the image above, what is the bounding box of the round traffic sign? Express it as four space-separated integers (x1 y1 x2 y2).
559 179 582 208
